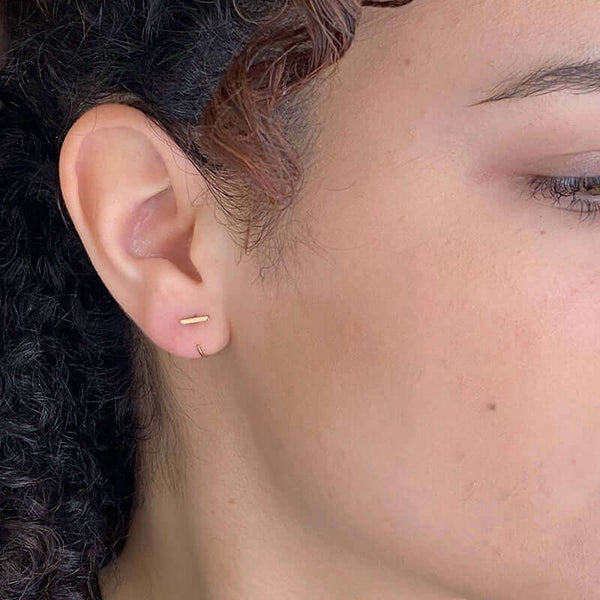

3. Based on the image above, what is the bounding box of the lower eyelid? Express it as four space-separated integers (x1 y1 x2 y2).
526 177 600 222
501 175 600 225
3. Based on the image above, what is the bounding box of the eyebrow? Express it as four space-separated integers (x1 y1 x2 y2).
471 58 600 105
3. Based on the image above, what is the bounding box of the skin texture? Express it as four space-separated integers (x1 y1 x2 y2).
58 1 600 598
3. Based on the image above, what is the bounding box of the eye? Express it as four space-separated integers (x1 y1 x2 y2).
527 175 600 223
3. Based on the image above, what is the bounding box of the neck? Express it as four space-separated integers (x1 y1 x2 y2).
98 359 462 600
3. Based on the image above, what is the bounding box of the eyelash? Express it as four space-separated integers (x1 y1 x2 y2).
527 175 600 223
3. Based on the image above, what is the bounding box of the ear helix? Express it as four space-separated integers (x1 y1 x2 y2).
179 314 210 357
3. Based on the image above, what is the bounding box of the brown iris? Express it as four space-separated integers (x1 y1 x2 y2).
579 179 600 196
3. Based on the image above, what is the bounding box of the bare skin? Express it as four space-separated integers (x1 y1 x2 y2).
58 1 600 598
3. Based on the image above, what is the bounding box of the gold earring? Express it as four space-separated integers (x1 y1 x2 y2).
179 314 210 357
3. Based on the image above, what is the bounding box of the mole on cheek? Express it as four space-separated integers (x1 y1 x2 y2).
486 402 497 411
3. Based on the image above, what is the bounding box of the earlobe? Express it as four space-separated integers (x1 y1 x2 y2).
58 103 231 359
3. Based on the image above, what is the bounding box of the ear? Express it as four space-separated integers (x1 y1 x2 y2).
58 103 231 359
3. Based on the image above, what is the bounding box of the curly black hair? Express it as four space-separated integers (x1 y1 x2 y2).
0 1 409 599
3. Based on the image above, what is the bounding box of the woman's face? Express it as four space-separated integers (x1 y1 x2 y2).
227 1 600 597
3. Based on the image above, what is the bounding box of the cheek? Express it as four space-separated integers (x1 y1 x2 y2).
391 202 600 481
245 174 600 596
499 257 600 517
356 202 600 579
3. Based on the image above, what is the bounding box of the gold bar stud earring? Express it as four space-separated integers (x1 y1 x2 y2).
180 315 210 325
179 314 210 357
